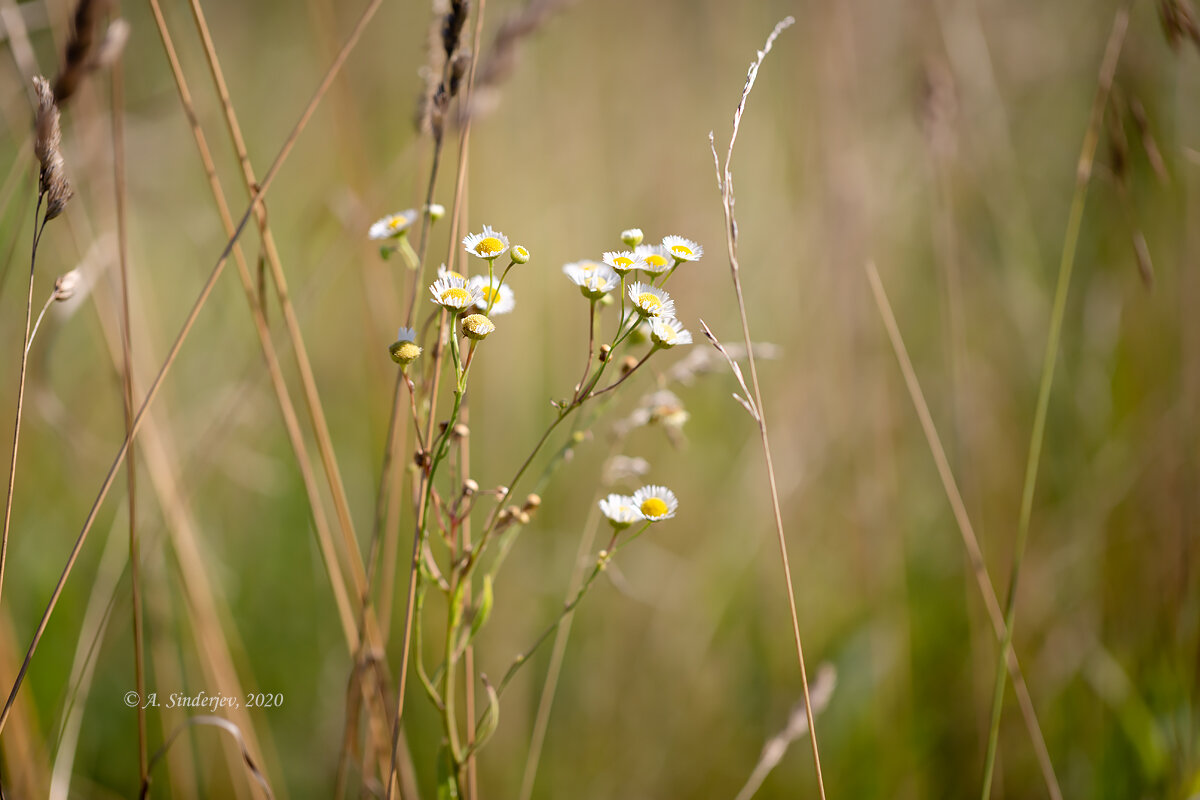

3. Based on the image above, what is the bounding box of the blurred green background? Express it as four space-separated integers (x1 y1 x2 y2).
0 0 1197 797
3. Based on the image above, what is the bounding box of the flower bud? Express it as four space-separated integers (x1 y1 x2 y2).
621 228 644 247
511 245 530 264
462 313 495 340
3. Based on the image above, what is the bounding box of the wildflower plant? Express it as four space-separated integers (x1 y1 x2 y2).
379 222 701 795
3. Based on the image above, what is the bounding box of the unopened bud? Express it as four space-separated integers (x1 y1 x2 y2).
621 228 644 247
463 478 479 496
53 269 81 301
452 423 470 439
522 493 541 511
599 344 612 362
511 245 530 264
620 355 638 375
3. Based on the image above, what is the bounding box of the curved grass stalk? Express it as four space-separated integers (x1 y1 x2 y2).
980 7 1130 797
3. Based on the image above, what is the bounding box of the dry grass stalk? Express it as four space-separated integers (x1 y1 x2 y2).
0 0 388 742
708 16 828 799
1 75 71 619
864 261 1063 800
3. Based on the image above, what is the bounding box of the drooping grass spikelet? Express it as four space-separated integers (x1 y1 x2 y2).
32 77 72 221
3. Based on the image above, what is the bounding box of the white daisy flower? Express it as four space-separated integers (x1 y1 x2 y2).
469 275 516 315
562 260 605 277
662 235 703 262
648 316 693 348
462 225 511 260
603 250 647 275
369 209 417 240
565 262 619 299
429 274 482 311
599 494 642 529
438 263 468 282
635 244 674 275
389 326 422 365
621 228 644 247
632 485 678 522
461 313 495 340
627 282 676 318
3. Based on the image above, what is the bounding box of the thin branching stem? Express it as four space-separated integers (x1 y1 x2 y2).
709 17 826 798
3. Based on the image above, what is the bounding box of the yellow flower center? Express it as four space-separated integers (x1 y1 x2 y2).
444 270 465 281
481 286 498 302
475 236 505 256
440 287 470 304
614 257 634 269
387 215 409 230
670 244 693 256
645 254 669 268
637 293 663 313
640 497 668 518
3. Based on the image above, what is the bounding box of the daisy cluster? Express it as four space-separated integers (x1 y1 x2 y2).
562 228 702 350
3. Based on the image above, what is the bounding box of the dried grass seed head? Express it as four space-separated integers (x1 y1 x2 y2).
33 76 72 221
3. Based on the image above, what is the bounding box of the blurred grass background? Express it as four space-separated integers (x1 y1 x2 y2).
0 0 1197 797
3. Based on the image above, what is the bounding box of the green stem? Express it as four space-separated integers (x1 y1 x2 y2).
493 523 647 697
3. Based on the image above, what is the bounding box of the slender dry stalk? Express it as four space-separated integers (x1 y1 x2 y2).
980 7 1130 797
181 0 369 611
109 42 148 787
1 75 68 611
386 1 490 794
0 0 388 736
144 0 358 651
708 17 826 798
864 261 1062 800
